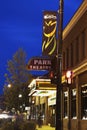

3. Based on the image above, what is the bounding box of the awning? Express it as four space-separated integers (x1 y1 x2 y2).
28 78 56 96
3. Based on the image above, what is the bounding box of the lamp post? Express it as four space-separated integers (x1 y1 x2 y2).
18 94 23 112
66 70 72 130
56 0 64 130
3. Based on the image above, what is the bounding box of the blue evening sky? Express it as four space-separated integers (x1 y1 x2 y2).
0 0 83 94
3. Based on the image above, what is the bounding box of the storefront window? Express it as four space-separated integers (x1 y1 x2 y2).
71 89 77 119
64 91 68 118
81 84 87 119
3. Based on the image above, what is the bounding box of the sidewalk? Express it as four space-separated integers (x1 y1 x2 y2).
37 125 55 130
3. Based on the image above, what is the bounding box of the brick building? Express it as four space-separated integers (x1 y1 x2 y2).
62 0 87 130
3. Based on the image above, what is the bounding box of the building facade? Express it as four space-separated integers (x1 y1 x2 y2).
28 78 56 125
62 0 87 130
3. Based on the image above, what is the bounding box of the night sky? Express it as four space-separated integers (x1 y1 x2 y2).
0 0 82 94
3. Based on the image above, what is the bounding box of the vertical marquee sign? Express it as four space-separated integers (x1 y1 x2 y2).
42 11 57 56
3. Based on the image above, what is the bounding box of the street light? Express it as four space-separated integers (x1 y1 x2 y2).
66 70 73 84
18 94 23 112
65 70 73 130
18 94 22 98
7 84 12 88
56 0 64 130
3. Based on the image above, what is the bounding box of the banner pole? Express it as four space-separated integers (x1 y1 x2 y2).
56 0 64 130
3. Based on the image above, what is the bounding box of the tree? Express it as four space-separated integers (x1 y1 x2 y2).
3 48 32 111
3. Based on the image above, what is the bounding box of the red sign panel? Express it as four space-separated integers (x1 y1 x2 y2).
27 57 52 70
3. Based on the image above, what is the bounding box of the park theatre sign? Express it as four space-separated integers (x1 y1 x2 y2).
27 57 52 70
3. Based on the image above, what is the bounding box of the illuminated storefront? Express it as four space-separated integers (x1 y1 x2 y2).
28 78 56 124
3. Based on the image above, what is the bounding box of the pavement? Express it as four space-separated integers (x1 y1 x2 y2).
36 125 55 130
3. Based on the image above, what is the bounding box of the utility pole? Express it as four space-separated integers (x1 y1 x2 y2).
56 0 64 130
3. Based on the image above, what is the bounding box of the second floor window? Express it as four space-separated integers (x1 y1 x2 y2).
63 51 65 71
81 29 85 59
76 37 79 63
66 48 69 68
70 43 73 67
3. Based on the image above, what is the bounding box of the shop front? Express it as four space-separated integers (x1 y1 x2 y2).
28 78 56 125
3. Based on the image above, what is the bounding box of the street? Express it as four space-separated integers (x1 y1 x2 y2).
37 125 55 130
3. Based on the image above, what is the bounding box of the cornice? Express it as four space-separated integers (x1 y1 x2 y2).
63 1 87 40
73 59 87 77
62 59 87 83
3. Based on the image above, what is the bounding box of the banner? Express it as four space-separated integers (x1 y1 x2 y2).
42 11 57 56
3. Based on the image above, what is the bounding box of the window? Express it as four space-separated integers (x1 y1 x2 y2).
66 48 69 68
76 37 79 63
63 51 65 71
81 30 85 59
81 84 87 119
71 89 77 119
64 91 68 118
70 43 73 67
